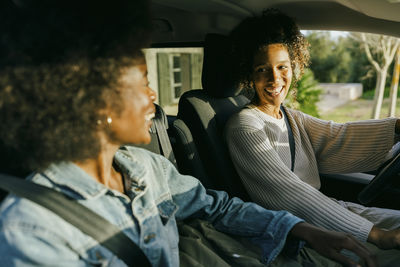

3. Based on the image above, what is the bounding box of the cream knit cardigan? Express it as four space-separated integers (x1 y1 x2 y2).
225 106 397 242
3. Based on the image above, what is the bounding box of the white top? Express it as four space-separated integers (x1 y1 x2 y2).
225 106 397 242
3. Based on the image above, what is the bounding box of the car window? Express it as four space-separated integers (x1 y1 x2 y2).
294 30 400 123
144 30 400 122
143 47 203 115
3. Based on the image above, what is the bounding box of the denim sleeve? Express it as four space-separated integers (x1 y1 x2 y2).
0 221 86 267
161 157 304 264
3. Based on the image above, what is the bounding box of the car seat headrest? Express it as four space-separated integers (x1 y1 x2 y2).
201 33 241 98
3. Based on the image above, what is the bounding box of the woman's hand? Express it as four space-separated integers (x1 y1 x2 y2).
368 226 400 250
291 222 377 267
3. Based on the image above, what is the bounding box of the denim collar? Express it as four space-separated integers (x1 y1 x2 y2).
38 147 146 200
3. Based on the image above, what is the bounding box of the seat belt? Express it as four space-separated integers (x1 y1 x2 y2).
153 105 177 168
0 173 151 267
154 118 176 167
281 106 295 172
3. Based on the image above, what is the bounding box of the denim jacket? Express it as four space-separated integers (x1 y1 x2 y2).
0 146 303 266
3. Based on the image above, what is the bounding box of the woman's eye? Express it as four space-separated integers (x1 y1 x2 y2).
256 68 266 73
279 65 288 70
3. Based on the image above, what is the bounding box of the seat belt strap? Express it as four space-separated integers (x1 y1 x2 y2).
153 105 177 168
281 106 295 172
0 173 151 267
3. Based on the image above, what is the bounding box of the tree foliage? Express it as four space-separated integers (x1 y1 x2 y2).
285 68 321 117
351 33 400 118
305 31 400 119
306 31 385 91
306 32 350 83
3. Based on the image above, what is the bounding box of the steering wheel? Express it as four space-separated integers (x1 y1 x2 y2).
358 144 400 205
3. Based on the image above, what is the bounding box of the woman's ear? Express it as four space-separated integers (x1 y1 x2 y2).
246 81 258 104
240 82 255 102
248 80 255 89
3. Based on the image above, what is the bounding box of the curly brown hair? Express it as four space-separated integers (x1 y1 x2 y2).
0 0 151 174
229 9 310 97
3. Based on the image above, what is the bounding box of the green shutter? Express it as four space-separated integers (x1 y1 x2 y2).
157 53 172 106
180 53 191 94
190 53 203 89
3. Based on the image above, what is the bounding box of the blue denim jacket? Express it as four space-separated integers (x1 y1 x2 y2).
0 146 303 266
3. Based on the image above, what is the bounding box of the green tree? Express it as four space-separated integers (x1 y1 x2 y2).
344 37 375 90
306 32 336 82
285 69 321 117
306 31 395 94
351 33 400 119
306 32 355 83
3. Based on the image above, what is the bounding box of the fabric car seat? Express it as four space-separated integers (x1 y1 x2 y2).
177 34 251 201
169 119 209 187
136 104 208 184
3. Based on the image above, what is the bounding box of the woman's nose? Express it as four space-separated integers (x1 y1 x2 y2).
264 69 281 83
271 69 281 83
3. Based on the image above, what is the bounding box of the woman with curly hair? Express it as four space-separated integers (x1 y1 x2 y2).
0 2 380 266
225 8 400 263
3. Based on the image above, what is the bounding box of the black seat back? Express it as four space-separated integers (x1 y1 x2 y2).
177 34 250 200
136 104 208 184
170 119 209 185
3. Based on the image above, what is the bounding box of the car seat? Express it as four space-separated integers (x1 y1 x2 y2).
170 119 209 186
136 104 208 183
177 33 251 201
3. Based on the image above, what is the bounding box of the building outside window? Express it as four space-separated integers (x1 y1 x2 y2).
143 48 203 115
170 54 184 102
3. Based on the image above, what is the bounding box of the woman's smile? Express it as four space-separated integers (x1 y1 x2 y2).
252 43 293 114
144 108 156 129
144 112 155 123
265 85 284 96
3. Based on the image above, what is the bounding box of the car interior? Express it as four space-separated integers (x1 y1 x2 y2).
1 0 400 257
147 0 400 210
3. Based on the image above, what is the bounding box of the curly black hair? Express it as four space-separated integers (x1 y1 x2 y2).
0 0 151 174
229 9 310 94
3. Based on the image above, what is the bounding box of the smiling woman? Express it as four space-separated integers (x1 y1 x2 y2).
0 0 152 173
230 9 310 93
105 59 156 146
230 9 310 119
252 44 293 117
225 9 400 264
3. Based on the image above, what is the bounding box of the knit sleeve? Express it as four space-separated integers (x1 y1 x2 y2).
299 112 397 173
226 117 373 242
